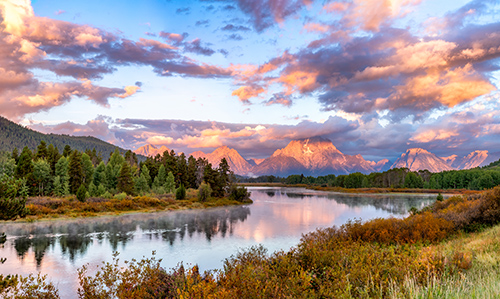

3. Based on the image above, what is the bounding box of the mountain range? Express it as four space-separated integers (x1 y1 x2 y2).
135 137 499 176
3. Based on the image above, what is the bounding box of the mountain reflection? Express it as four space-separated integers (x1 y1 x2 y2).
0 206 251 266
264 188 434 215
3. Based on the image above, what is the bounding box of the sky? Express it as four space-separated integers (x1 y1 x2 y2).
1 0 500 162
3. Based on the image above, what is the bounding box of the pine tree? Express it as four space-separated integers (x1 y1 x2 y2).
68 150 83 194
134 174 149 195
11 147 19 163
35 140 48 160
187 156 198 189
47 144 60 174
62 145 72 157
15 146 33 179
156 164 167 187
175 183 186 200
76 183 87 202
33 159 51 196
81 153 95 188
93 161 107 188
117 161 134 195
164 171 175 194
140 164 152 187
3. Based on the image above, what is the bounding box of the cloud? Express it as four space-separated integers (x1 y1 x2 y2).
231 10 500 119
221 24 251 31
176 7 190 15
195 19 210 27
0 0 231 119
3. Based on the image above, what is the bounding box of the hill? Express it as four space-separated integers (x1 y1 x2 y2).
0 115 126 158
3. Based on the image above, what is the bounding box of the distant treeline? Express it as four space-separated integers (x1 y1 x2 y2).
241 161 500 190
0 115 127 159
0 140 242 201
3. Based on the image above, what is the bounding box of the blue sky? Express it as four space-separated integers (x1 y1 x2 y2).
1 0 500 161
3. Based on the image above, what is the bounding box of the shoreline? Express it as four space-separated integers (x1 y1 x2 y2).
6 195 252 223
241 183 481 195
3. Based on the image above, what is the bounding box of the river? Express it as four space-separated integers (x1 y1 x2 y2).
0 187 437 297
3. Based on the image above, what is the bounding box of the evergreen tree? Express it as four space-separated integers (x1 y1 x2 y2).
177 153 188 187
0 175 27 220
198 181 212 202
93 161 107 188
55 156 69 183
81 153 95 188
134 174 149 195
117 161 134 195
11 147 19 163
68 150 84 194
76 183 87 202
0 152 15 177
140 164 152 187
106 149 125 190
15 146 33 179
175 183 186 200
62 145 72 157
35 140 48 160
33 159 51 196
155 164 167 187
52 176 69 197
164 171 175 194
47 144 60 174
404 172 424 189
88 182 97 197
187 156 197 189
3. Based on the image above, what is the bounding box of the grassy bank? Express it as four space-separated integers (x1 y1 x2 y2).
21 189 252 221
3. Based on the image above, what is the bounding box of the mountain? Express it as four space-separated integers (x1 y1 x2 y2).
391 148 454 172
0 115 126 158
247 158 265 166
190 146 253 176
134 144 170 157
451 150 488 169
251 137 381 176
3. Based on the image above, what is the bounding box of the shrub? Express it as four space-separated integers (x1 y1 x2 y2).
228 184 251 202
175 184 186 200
197 182 212 202
114 192 127 200
0 175 27 220
101 191 113 199
76 184 87 203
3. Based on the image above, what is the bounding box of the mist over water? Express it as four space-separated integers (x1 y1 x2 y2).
0 187 436 298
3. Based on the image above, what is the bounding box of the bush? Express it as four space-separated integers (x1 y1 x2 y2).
198 182 212 202
114 192 128 200
76 184 87 203
0 175 27 220
102 191 112 199
175 184 186 200
228 184 251 202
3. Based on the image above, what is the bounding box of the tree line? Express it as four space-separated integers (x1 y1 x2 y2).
0 140 249 220
243 163 500 190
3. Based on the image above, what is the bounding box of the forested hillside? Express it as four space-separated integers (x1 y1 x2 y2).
0 116 124 159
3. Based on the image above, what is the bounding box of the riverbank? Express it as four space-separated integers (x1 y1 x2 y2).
240 182 481 195
19 191 252 222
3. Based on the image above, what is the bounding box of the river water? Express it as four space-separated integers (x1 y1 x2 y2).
0 187 436 297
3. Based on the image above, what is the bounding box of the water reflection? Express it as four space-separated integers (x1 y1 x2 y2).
0 187 437 299
262 188 435 215
1 206 251 267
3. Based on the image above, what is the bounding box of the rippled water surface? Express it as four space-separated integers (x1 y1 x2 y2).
0 187 436 298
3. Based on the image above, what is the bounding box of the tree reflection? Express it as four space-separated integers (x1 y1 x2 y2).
1 206 251 265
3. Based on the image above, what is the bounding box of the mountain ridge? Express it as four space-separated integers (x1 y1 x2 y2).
0 115 128 159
